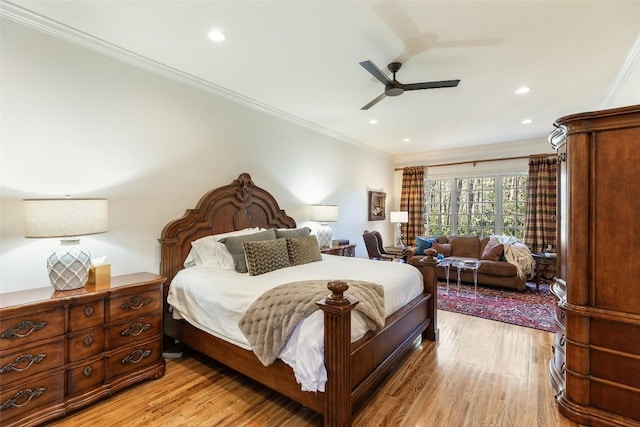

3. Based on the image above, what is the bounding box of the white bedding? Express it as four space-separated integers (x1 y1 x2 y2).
167 255 423 392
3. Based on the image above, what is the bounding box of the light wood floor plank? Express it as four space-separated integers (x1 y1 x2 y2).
46 310 580 426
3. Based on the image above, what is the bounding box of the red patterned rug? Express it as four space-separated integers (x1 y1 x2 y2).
437 281 555 332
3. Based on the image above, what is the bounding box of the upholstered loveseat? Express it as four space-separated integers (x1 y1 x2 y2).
406 235 527 291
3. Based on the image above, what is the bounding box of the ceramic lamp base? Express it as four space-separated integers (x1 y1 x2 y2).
47 239 91 291
316 224 333 248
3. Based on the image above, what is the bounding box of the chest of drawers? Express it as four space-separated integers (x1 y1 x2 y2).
0 272 166 427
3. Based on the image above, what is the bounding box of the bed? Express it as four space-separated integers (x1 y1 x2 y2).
159 173 439 426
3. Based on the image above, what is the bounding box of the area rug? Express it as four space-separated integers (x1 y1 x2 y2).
436 281 555 332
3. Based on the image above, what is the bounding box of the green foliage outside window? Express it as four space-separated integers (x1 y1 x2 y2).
425 174 527 239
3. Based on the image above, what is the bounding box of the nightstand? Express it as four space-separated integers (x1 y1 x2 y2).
0 272 166 427
321 244 356 257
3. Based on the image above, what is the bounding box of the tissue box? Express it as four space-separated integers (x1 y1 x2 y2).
87 264 111 286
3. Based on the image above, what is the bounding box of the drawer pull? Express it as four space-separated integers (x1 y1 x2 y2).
84 305 94 316
0 353 46 374
0 387 46 411
122 349 152 365
83 365 93 377
121 296 152 310
121 322 151 337
1 320 47 339
84 335 94 346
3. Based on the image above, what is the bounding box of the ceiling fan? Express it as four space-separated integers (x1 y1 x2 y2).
359 60 460 110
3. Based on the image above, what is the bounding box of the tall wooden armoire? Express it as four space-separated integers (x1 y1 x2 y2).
548 104 640 426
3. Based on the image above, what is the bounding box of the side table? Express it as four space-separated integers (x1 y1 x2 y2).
531 252 556 290
321 244 356 257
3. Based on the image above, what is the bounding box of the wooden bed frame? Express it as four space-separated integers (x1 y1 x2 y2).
159 173 439 426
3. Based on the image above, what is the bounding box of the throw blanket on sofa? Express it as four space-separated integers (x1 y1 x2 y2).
490 235 535 279
238 280 385 366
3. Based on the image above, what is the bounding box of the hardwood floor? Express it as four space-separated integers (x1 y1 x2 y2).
46 310 580 426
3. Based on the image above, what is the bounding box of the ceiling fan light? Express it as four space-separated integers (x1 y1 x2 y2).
515 86 530 94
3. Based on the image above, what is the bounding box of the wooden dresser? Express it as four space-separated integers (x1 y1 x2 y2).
0 272 166 427
549 104 640 426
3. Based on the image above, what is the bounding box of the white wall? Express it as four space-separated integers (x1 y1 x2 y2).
0 19 396 293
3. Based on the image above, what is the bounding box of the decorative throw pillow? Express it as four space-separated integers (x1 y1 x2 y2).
187 227 261 267
287 235 323 266
243 238 290 276
219 228 277 273
481 241 504 261
275 227 311 239
432 242 452 257
415 236 437 255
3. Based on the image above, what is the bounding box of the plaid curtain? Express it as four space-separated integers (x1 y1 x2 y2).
400 167 425 246
524 155 557 253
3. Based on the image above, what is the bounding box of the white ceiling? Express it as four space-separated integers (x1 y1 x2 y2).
4 0 640 155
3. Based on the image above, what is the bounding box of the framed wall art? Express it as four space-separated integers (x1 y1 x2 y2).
368 191 386 221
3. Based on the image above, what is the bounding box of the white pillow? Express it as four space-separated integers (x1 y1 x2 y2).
188 228 262 268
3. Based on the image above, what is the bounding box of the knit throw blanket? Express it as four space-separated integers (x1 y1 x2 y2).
490 235 535 279
238 280 385 366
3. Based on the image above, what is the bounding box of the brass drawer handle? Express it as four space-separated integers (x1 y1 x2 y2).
0 387 46 411
83 365 93 377
121 296 152 310
121 349 152 365
84 335 94 346
0 320 47 339
121 323 151 337
84 305 94 316
0 353 46 374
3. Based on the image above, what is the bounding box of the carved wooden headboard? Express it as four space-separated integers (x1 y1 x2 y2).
159 173 297 284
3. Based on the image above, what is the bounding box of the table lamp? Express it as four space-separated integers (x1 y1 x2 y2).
310 204 339 249
389 211 409 248
24 198 108 291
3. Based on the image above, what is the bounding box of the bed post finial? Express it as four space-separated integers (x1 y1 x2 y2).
325 280 352 306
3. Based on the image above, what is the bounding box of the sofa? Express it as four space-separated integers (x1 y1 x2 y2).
406 235 527 291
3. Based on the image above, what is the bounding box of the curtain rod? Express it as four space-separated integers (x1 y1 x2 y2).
394 153 556 171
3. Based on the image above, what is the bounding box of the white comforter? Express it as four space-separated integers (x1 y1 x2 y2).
167 255 423 392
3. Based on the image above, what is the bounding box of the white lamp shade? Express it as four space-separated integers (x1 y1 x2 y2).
24 199 108 238
390 211 409 223
310 205 339 223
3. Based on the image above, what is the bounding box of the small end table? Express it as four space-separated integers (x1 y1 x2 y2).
453 260 480 297
531 252 556 290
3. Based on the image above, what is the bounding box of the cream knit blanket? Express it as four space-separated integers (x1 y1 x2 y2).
490 235 535 279
238 280 385 366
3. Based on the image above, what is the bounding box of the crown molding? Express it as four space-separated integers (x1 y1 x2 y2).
0 1 388 157
603 31 640 108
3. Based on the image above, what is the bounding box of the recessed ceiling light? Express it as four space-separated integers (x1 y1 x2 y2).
515 86 531 95
369 119 378 125
207 29 226 42
403 138 411 143
521 119 533 124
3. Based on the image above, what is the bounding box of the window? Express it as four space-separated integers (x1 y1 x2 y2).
425 174 527 238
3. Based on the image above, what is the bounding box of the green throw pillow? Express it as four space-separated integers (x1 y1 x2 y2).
287 235 323 266
243 238 290 276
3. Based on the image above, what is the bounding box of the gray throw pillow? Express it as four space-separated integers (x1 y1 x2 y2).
287 235 323 266
220 228 276 273
275 227 311 239
243 238 290 276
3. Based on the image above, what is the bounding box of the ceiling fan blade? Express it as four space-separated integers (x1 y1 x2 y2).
404 80 460 91
359 60 391 85
361 93 387 110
